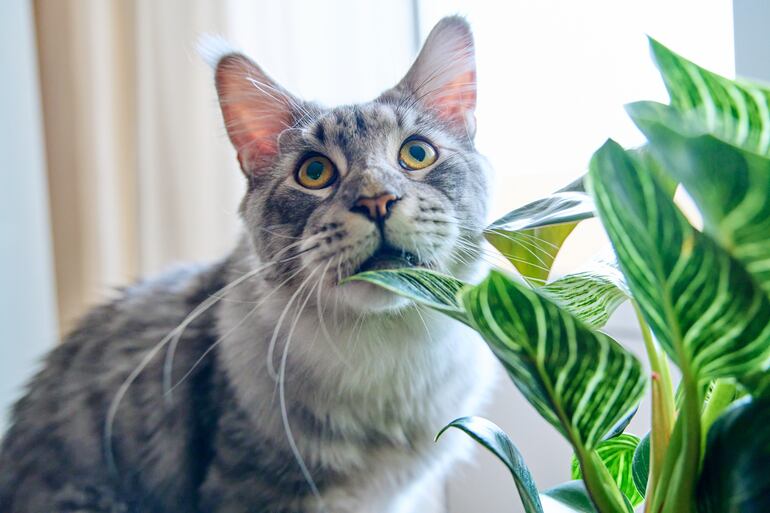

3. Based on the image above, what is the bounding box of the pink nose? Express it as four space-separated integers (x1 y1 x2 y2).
352 193 400 222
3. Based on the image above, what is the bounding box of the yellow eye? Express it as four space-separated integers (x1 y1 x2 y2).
399 138 438 170
296 155 337 189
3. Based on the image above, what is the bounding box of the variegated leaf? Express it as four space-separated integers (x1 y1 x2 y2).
437 416 544 513
629 107 770 297
485 177 594 283
650 37 770 156
460 269 646 450
588 139 770 382
571 434 643 507
541 256 629 330
343 268 468 324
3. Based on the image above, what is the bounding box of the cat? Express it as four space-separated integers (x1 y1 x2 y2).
0 16 497 513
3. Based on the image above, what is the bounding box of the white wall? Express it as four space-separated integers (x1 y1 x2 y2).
0 0 59 433
734 0 770 82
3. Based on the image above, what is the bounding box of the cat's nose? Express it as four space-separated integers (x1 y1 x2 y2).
351 192 400 222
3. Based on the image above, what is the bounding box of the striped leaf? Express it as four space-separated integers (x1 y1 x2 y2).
486 177 594 283
650 37 770 156
437 416 544 513
541 256 629 330
629 106 770 297
343 268 468 324
461 269 646 450
571 434 643 507
588 139 770 382
740 371 770 398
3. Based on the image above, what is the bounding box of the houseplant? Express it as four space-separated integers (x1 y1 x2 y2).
346 39 770 512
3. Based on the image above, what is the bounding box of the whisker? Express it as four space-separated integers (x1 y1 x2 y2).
104 264 267 476
277 269 326 511
266 266 319 380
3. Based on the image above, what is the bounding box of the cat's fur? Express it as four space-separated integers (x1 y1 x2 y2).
0 16 496 513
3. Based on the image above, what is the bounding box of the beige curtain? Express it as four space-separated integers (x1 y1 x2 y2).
34 0 416 334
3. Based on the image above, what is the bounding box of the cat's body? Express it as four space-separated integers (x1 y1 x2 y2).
0 17 497 513
0 242 494 513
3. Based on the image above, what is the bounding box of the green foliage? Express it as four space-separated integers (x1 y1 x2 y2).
437 416 543 513
343 268 467 324
590 139 770 383
542 481 598 513
649 37 770 156
540 257 628 330
571 435 643 507
345 38 770 512
631 433 650 498
485 179 593 284
697 398 770 512
462 271 645 452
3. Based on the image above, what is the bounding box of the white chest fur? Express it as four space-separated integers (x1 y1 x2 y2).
218 278 498 512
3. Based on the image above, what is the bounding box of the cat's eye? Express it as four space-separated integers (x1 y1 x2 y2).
296 155 337 189
399 138 438 170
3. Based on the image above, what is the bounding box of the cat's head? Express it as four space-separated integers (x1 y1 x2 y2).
212 16 489 312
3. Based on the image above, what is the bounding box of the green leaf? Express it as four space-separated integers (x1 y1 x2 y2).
570 435 644 507
631 432 650 498
602 406 638 442
629 108 770 298
697 397 770 513
649 37 770 156
485 178 594 283
588 139 770 383
437 416 544 513
541 256 629 329
740 370 770 398
343 268 468 324
541 481 598 513
486 178 593 232
486 223 577 284
461 269 646 451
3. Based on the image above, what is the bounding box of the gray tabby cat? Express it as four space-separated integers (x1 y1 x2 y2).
0 16 496 513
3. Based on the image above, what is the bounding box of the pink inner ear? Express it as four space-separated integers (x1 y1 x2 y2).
215 55 294 173
429 68 477 129
402 18 478 135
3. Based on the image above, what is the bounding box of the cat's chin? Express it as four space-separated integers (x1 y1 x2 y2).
335 281 412 313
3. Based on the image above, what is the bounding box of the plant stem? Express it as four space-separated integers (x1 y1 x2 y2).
633 302 675 409
701 379 736 448
577 445 630 513
633 301 675 510
658 366 701 513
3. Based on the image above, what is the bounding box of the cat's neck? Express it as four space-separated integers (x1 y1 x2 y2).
214 241 491 429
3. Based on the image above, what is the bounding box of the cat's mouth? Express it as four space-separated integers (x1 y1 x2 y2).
356 245 420 273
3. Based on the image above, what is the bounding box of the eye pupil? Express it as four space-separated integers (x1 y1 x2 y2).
398 137 437 171
306 160 325 180
409 144 426 162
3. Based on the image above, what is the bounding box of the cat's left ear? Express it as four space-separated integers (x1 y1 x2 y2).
392 16 477 137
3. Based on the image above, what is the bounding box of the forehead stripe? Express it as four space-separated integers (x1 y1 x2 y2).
313 123 326 145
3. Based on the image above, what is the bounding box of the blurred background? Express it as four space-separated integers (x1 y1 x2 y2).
1 0 766 511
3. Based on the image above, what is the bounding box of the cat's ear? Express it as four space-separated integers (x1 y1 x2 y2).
213 53 298 174
395 16 477 136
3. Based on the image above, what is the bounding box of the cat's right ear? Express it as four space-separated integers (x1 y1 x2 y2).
210 51 297 175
